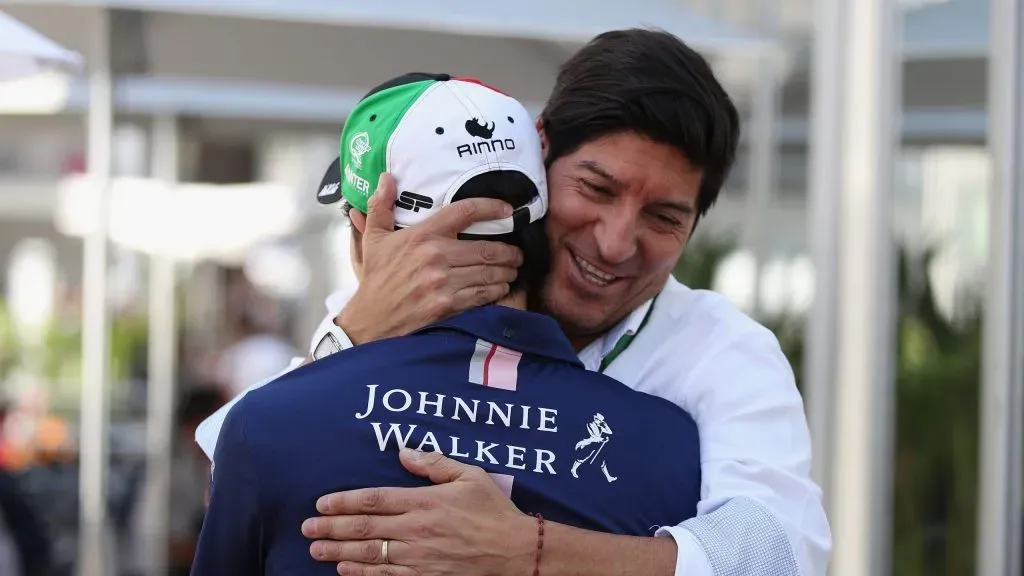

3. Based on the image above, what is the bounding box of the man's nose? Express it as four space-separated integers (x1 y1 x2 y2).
594 209 639 265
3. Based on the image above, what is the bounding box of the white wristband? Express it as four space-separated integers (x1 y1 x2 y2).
311 319 355 360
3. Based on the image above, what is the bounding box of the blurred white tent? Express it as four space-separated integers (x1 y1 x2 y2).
1 0 770 124
13 0 769 51
903 0 988 59
0 10 82 81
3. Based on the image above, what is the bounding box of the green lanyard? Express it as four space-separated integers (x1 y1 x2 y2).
598 298 656 373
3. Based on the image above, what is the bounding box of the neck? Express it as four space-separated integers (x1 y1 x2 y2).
531 298 601 352
495 290 528 310
568 334 601 352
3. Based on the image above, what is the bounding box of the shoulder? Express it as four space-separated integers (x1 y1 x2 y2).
243 332 462 415
653 277 773 345
550 355 699 426
652 277 786 361
620 278 797 405
214 394 253 461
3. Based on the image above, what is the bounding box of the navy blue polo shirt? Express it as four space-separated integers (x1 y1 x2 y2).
192 305 701 575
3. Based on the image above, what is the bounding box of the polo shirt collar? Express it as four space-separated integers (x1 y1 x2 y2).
599 298 653 360
415 305 582 367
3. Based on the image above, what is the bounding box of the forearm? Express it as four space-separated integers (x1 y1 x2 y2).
537 521 677 576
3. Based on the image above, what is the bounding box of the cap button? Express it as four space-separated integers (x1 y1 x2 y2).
503 327 515 339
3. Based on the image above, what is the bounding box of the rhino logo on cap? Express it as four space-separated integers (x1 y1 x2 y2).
465 118 495 140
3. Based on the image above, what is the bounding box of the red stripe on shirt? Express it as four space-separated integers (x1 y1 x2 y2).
482 343 498 386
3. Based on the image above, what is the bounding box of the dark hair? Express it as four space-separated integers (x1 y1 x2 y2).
540 28 740 222
452 171 550 299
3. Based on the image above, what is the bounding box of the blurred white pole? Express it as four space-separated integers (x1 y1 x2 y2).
78 7 112 576
804 0 845 508
142 115 179 576
977 0 1024 572
829 0 900 574
745 0 780 319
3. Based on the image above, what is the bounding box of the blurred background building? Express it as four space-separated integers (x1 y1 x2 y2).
0 0 1019 574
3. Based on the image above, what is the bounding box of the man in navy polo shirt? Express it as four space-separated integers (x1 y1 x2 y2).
191 75 701 575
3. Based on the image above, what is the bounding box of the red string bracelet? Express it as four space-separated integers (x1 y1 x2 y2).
533 513 545 576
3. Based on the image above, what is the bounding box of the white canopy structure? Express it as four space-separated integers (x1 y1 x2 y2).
0 9 81 81
2 0 768 124
903 0 989 60
15 0 770 52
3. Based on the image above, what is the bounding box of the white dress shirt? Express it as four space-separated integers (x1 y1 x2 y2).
196 278 831 576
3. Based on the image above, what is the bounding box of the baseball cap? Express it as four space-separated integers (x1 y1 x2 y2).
316 73 547 236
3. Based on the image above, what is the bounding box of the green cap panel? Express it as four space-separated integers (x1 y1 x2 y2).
340 79 435 213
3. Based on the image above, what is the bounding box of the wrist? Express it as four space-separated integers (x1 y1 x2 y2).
334 306 374 346
511 512 542 576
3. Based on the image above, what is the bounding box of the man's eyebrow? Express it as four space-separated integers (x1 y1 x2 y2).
578 159 695 215
577 160 624 187
651 199 696 216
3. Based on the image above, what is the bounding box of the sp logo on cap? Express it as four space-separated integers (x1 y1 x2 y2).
396 191 435 213
349 132 372 169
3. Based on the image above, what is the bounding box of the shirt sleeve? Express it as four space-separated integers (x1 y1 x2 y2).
192 401 263 576
658 326 832 576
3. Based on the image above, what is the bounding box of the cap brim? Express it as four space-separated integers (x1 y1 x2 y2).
316 157 343 205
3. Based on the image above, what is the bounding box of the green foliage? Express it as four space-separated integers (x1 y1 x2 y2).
675 238 983 576
0 301 16 383
673 234 735 291
891 246 981 576
0 308 148 414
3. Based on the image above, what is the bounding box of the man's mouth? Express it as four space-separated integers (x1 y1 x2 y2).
572 253 618 287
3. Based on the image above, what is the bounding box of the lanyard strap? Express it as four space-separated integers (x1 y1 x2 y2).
598 298 656 373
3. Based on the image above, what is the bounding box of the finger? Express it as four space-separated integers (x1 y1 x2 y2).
449 283 511 313
446 264 518 290
400 448 481 485
313 487 428 516
335 561 417 576
443 239 524 268
309 538 413 565
299 514 397 541
363 174 397 236
422 197 513 237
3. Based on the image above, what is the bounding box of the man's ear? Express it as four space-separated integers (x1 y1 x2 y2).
535 117 549 159
350 209 367 234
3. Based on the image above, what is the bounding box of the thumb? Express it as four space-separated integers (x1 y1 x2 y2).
364 173 397 237
400 448 473 485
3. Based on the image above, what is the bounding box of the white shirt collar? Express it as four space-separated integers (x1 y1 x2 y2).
577 298 654 372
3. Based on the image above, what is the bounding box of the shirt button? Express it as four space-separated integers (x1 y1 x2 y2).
503 327 515 339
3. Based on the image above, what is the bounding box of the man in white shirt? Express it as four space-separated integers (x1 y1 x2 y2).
197 28 831 576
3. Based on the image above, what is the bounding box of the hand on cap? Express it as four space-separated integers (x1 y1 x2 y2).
335 174 524 344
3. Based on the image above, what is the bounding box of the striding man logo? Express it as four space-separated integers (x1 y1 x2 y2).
571 413 617 483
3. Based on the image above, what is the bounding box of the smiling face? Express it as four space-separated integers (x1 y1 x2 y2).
540 131 704 348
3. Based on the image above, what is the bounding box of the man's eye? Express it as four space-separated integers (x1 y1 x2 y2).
650 213 682 230
580 179 612 196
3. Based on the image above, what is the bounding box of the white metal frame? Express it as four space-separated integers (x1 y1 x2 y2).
809 0 902 574
977 0 1024 573
78 7 112 576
